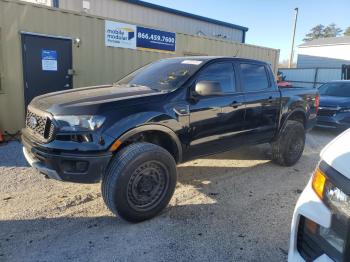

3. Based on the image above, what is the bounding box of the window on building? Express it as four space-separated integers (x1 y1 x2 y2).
52 0 59 8
196 63 236 93
240 63 269 92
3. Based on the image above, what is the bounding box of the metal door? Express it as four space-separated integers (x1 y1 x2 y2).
21 33 73 108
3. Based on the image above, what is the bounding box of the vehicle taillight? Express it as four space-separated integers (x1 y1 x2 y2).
315 95 320 113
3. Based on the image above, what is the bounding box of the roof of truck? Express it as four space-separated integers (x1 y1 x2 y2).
163 56 269 64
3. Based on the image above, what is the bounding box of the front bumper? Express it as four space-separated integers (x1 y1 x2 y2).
288 178 333 262
288 176 350 262
22 135 112 183
316 112 350 129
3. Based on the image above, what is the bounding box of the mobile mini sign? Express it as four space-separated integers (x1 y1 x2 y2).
105 20 176 53
105 21 137 49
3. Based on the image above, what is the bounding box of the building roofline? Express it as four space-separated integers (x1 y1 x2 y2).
299 36 350 47
122 0 249 32
299 42 350 48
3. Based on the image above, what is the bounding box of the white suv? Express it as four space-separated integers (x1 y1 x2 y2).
288 129 350 262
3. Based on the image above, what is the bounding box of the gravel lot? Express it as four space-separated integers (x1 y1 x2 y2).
0 129 339 262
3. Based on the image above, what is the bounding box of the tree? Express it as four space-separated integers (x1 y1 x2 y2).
323 23 342 37
303 24 343 41
303 24 325 41
345 27 350 36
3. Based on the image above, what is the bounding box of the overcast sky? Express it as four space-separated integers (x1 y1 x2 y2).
144 0 349 62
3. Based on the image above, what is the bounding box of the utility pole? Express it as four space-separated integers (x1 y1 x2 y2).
289 7 299 68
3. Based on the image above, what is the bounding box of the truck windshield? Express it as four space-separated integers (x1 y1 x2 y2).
116 59 203 92
319 82 350 97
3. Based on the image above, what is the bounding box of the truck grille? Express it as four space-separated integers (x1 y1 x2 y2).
318 107 338 117
26 109 55 142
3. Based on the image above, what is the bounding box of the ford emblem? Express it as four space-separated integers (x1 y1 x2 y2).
28 116 38 129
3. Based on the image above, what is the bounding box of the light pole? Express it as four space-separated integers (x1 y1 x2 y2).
289 7 299 68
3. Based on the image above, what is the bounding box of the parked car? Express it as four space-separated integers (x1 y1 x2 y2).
22 57 319 222
317 80 350 129
288 129 350 262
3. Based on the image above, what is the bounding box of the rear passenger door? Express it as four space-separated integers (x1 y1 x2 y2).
239 63 280 143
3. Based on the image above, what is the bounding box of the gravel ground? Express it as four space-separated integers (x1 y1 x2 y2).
0 129 339 262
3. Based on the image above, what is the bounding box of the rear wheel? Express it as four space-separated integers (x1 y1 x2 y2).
102 142 177 222
271 120 306 166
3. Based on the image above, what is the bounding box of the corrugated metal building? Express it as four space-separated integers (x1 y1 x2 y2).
0 0 279 133
22 0 248 43
297 36 350 68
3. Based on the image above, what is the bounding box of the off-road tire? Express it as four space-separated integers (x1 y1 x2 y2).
102 142 177 223
271 120 306 166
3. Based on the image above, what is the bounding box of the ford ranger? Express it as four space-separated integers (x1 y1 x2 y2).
22 57 319 222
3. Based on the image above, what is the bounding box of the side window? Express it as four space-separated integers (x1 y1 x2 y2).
196 63 235 93
240 63 269 92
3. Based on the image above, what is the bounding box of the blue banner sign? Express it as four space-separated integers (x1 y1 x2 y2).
136 26 176 53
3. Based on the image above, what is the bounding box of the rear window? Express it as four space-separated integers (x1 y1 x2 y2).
318 82 350 97
240 64 269 92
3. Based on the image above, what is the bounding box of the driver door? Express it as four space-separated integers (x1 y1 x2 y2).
186 62 246 159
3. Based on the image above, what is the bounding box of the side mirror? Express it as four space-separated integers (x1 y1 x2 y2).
194 81 223 96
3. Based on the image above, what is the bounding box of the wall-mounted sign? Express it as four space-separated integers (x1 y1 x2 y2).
105 20 176 54
41 49 58 71
137 26 176 53
105 21 137 49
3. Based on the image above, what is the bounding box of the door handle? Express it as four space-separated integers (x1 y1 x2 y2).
230 101 243 108
174 105 190 116
267 96 273 103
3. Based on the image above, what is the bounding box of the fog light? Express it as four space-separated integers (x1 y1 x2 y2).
76 161 88 172
62 160 88 173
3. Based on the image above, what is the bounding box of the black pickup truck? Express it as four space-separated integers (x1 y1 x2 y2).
22 57 319 222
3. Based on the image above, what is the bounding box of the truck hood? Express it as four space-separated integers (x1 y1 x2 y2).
321 128 350 179
320 95 350 108
30 84 164 115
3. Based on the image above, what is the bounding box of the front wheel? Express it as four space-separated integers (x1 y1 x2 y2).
102 142 177 223
271 120 306 166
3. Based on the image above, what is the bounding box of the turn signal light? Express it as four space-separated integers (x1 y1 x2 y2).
315 95 320 113
109 139 122 152
305 218 318 234
312 168 326 200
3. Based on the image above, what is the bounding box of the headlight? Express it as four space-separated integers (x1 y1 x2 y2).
311 166 349 254
324 182 350 217
312 167 350 216
54 115 106 132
